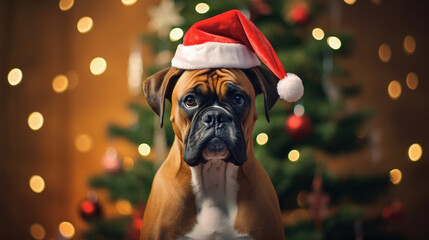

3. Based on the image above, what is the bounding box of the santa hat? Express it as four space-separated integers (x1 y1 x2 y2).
171 9 303 102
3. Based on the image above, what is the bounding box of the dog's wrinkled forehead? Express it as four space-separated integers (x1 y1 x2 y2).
172 68 255 101
142 66 279 127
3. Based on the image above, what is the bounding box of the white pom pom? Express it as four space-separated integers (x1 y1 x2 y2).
277 73 304 102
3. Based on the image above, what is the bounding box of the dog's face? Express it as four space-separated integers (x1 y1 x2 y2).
143 67 279 166
171 69 254 166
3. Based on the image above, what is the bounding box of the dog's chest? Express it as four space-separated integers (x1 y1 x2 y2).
181 159 253 240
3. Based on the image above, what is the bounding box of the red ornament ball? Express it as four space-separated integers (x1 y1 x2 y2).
124 207 145 240
286 114 312 140
79 199 102 222
289 2 309 24
382 201 404 224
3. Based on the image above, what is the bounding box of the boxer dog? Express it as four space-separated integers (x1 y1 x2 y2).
140 66 284 240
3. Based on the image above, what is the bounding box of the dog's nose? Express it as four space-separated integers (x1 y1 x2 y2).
201 108 232 127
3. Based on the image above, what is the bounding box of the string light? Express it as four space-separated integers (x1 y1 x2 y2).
389 169 402 185
344 0 356 5
29 175 45 193
169 28 184 42
28 112 44 131
30 223 46 240
406 72 418 90
256 133 268 145
121 0 137 6
75 134 93 152
138 143 151 156
327 36 341 50
59 222 75 239
403 35 416 55
387 80 401 99
90 57 107 75
312 28 324 40
408 143 422 162
288 149 300 162
52 74 69 93
8 68 23 86
195 3 210 14
116 199 133 215
77 16 93 33
371 0 382 5
59 0 74 11
378 43 391 63
128 46 143 96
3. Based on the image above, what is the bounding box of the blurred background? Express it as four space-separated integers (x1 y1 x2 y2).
1 0 428 239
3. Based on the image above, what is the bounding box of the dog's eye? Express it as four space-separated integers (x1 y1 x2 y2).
234 94 245 106
184 95 196 107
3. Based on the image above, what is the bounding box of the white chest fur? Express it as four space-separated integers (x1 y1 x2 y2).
181 159 253 240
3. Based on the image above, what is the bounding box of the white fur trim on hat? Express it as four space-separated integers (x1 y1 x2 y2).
172 42 260 69
277 73 304 102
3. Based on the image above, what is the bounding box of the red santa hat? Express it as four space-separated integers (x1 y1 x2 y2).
171 9 304 102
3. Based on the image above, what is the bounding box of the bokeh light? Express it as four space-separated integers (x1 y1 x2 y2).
90 57 107 75
169 28 184 42
123 156 135 170
406 72 418 90
387 80 401 100
77 16 93 33
29 175 45 193
288 149 300 162
8 68 23 86
59 0 74 11
52 74 69 93
30 223 46 240
297 191 307 208
344 0 356 5
155 50 173 66
195 3 210 14
327 36 341 50
408 143 422 162
357 125 368 139
67 71 80 90
312 28 324 40
293 104 305 117
121 0 137 6
75 134 93 152
389 169 402 185
28 112 44 131
378 43 391 63
403 35 416 55
256 133 269 145
59 222 75 239
116 199 133 215
138 143 151 156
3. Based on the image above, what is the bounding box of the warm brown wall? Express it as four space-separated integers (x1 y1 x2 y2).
0 1 72 238
0 0 155 239
341 1 429 239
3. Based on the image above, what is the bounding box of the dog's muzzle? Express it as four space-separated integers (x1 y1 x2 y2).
183 106 246 166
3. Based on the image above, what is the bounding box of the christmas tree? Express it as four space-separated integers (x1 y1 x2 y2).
80 0 405 239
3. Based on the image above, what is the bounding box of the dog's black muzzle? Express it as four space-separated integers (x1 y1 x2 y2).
183 106 246 167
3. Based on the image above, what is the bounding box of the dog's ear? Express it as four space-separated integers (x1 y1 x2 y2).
244 66 279 122
143 67 184 127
